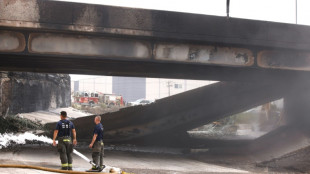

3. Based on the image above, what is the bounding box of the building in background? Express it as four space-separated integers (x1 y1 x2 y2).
72 76 113 94
72 76 215 102
145 78 214 100
113 77 146 103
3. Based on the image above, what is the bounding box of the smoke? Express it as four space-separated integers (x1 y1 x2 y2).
0 132 53 149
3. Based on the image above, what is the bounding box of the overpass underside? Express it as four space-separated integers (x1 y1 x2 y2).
1 0 310 82
3 0 310 168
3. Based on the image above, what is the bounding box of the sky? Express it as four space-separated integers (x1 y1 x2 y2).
60 0 310 81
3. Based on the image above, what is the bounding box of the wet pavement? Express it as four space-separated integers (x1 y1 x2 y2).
0 146 249 174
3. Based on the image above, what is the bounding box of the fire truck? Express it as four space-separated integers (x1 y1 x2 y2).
73 91 99 105
99 93 124 107
73 91 124 106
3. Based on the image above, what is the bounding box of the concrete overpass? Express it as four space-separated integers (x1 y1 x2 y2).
3 1 310 168
1 0 310 82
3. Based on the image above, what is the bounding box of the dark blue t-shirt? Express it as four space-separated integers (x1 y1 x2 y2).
93 123 104 141
55 119 75 137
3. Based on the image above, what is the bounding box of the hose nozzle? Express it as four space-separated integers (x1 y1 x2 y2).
89 161 99 168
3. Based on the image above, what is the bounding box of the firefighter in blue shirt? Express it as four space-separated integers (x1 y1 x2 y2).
53 111 77 170
89 115 105 171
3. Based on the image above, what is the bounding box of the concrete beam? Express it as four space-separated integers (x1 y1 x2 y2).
1 0 310 80
1 32 310 82
1 0 310 51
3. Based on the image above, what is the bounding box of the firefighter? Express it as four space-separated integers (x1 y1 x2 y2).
89 115 105 171
53 111 77 170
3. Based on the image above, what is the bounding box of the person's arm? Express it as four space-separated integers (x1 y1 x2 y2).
72 129 77 145
89 134 98 148
53 130 58 147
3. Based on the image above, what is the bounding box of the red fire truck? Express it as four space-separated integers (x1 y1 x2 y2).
73 91 124 106
73 91 99 105
99 93 124 107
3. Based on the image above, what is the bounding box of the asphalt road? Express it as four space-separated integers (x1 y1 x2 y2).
0 146 249 174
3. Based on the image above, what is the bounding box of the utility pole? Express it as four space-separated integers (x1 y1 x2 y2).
296 0 298 24
0 72 2 116
167 81 173 97
226 0 230 18
158 78 161 98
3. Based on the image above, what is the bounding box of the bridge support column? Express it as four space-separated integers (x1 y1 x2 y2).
243 85 310 160
283 87 310 131
0 72 10 117
0 72 2 116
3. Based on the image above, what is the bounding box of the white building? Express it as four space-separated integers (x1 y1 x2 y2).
72 76 113 94
72 76 215 102
145 78 215 100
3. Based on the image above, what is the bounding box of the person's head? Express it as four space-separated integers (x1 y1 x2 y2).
94 115 101 124
60 111 67 120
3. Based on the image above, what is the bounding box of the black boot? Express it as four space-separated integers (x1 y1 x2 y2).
61 166 68 170
99 165 105 172
68 164 72 170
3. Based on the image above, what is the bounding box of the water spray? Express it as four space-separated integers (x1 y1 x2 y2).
0 132 122 172
0 132 95 164
73 149 97 167
0 132 53 149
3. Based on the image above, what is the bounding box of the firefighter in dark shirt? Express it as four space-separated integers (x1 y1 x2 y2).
89 115 104 170
53 111 77 170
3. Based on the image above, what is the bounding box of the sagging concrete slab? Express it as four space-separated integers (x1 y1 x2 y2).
45 80 304 144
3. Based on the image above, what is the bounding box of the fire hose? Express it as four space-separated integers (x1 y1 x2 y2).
0 164 113 174
0 133 131 173
0 149 130 174
0 164 132 174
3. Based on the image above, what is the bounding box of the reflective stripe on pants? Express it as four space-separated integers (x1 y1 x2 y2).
62 163 68 167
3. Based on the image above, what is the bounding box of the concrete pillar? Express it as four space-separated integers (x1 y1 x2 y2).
0 72 10 117
283 87 310 129
0 71 8 117
0 72 2 116
246 87 310 160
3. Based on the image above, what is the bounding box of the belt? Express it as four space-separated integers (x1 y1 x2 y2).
59 136 71 142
